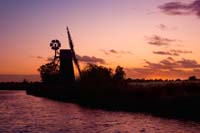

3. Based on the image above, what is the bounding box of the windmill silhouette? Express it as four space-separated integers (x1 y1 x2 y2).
49 27 81 83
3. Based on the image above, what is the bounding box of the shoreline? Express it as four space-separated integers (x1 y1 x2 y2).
25 81 200 121
1 81 200 121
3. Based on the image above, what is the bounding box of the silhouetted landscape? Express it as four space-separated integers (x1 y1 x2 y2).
24 74 200 121
1 74 200 121
2 0 200 132
2 62 199 121
1 27 200 122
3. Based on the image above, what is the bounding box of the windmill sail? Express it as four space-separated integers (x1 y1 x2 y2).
66 27 82 78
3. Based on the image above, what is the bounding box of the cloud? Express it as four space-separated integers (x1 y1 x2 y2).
125 57 200 79
157 24 167 30
110 49 118 54
30 56 45 60
126 67 200 79
156 24 177 31
170 49 192 54
159 0 200 17
36 56 43 59
144 57 200 70
177 58 200 68
146 35 177 46
76 54 105 64
144 57 177 70
31 55 58 62
31 54 105 64
120 50 133 55
153 49 192 56
153 51 179 56
101 49 133 55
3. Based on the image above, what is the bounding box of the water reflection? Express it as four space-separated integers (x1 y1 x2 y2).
0 90 200 132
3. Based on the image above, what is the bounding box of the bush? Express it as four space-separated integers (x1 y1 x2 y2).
81 64 112 83
113 65 125 81
38 61 59 83
188 76 197 81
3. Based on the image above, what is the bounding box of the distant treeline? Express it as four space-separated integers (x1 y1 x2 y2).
126 76 199 83
0 81 40 90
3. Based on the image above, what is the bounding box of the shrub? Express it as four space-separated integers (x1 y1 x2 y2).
188 76 197 81
38 61 59 83
113 65 125 81
81 64 112 83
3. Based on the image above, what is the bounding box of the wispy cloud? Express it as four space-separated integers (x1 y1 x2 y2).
153 51 179 56
144 57 200 70
30 55 56 62
156 24 177 31
110 49 118 54
159 0 200 17
144 57 177 70
146 35 178 46
31 54 105 64
76 54 105 64
157 24 167 30
153 49 192 56
101 49 133 55
30 56 46 60
170 49 192 54
177 58 200 68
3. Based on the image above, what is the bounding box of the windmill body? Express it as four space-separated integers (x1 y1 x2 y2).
59 49 75 83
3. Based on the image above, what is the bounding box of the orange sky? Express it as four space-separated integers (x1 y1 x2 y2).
1 0 200 79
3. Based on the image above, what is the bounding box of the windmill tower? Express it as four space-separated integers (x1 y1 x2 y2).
59 49 75 83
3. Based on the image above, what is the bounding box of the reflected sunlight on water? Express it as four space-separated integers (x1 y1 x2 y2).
0 90 200 132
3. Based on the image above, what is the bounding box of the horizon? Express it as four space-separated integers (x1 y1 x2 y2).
0 74 40 82
0 74 197 82
1 0 200 79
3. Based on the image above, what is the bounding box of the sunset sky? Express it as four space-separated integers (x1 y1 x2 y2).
1 0 200 79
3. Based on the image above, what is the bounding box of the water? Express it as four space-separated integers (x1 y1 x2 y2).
0 75 40 82
1 91 200 133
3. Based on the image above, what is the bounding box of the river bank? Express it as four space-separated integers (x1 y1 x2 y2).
25 80 200 121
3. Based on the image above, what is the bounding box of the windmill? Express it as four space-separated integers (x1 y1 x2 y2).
66 27 82 79
48 28 81 83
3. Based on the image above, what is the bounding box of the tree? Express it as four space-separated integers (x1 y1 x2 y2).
113 66 125 81
188 76 197 81
81 64 112 83
38 61 59 83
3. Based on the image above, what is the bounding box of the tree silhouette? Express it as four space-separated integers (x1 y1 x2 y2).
81 64 112 82
38 61 59 83
113 66 125 81
188 76 197 81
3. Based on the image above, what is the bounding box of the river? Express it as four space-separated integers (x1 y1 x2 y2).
0 90 200 133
